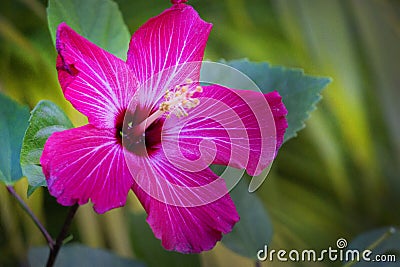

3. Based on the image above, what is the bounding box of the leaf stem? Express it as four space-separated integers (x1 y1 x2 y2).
6 185 54 249
6 185 79 266
342 227 396 267
46 204 79 267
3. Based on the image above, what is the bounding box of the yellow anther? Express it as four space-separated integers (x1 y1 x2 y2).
133 82 201 136
181 86 188 93
159 79 203 119
159 102 170 112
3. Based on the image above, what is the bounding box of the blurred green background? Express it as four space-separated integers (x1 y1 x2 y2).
0 0 399 266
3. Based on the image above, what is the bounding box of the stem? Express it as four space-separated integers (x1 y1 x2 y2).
46 204 79 267
6 185 54 249
6 185 80 266
342 228 396 267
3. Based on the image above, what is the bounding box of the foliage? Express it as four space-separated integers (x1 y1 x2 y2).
222 177 273 258
0 93 30 185
47 0 130 59
226 60 331 142
346 227 400 267
21 100 73 196
29 244 145 267
129 213 201 267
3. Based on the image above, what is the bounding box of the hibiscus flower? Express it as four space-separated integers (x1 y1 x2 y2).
41 1 287 253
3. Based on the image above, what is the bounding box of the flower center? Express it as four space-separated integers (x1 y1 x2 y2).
161 79 202 118
132 79 202 136
115 108 127 144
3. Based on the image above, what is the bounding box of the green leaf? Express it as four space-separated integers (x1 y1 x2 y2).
28 244 145 267
345 227 400 267
225 59 331 142
222 177 273 259
20 100 73 196
0 93 30 185
129 212 201 267
47 0 130 60
208 123 273 259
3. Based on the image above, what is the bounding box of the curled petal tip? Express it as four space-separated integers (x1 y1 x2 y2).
171 0 188 4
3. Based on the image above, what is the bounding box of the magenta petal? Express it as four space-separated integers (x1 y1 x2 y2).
160 85 279 176
127 152 239 253
41 125 133 213
265 91 288 153
137 188 239 253
171 0 188 4
126 4 212 86
56 23 138 129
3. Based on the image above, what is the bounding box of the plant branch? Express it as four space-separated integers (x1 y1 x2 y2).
6 185 54 249
46 204 79 267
